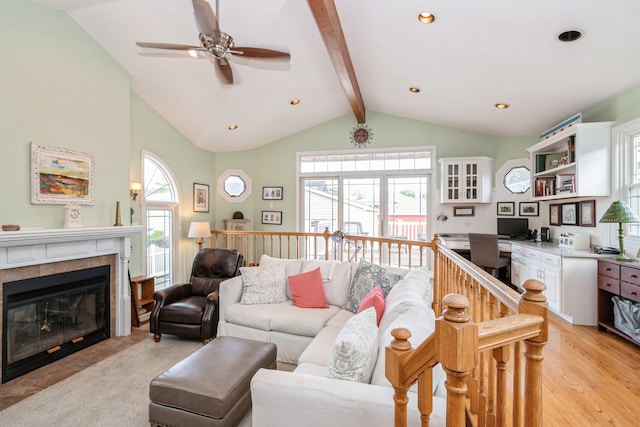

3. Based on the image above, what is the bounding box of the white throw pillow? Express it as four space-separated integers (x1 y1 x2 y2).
239 263 287 305
325 306 379 383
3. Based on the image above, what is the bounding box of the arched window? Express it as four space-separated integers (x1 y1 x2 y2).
142 152 180 288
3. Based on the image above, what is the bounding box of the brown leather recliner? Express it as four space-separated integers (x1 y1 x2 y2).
150 248 244 343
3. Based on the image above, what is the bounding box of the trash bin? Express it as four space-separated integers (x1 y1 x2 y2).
612 295 640 344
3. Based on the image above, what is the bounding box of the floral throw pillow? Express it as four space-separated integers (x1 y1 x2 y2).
343 259 404 313
240 263 287 305
326 307 379 383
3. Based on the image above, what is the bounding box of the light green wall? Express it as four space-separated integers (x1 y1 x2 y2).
129 93 217 277
216 111 535 230
1 0 216 279
583 84 640 124
1 0 130 228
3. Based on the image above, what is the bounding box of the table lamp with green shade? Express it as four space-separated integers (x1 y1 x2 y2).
599 200 640 261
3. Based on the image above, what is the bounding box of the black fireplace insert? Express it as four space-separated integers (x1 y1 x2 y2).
2 265 110 383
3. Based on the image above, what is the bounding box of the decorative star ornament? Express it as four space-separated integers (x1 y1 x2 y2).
350 123 373 148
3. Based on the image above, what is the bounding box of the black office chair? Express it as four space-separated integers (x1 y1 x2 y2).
468 233 510 279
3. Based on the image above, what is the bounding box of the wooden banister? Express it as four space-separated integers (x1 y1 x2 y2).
206 229 547 426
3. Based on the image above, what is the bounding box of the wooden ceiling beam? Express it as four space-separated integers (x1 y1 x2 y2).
307 0 366 124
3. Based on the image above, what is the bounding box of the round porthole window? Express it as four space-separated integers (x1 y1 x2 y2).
504 166 531 194
217 169 252 203
224 175 246 198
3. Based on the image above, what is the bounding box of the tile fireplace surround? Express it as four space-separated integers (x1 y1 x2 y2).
0 226 145 344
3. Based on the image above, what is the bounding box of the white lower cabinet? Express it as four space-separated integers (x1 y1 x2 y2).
510 243 596 325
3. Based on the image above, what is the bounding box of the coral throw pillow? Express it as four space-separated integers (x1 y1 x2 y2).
288 267 329 308
357 285 385 325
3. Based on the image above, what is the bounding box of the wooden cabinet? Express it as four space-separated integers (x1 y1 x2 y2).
527 121 612 200
130 275 155 327
597 259 640 346
439 156 493 203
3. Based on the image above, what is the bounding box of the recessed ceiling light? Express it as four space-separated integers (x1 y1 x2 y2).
228 124 238 130
290 98 300 105
557 30 582 42
495 103 510 109
418 12 435 24
409 87 421 93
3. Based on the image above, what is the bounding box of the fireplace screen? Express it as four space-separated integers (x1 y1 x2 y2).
2 265 110 382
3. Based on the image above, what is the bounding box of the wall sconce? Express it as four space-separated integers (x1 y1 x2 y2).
130 181 142 201
188 221 212 250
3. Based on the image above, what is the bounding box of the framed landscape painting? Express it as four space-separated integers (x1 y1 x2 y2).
31 143 94 205
497 202 515 216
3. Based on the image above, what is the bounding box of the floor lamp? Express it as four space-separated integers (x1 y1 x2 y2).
188 221 212 250
599 200 640 261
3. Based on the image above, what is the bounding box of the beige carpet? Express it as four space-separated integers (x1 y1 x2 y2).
0 335 268 426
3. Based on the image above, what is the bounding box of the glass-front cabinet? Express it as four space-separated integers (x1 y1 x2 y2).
439 156 493 203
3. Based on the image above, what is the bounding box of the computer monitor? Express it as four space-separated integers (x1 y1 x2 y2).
497 217 529 239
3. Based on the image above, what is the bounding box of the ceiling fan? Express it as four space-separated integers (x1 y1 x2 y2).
136 0 290 85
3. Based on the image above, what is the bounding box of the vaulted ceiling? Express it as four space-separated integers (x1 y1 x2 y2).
31 0 640 152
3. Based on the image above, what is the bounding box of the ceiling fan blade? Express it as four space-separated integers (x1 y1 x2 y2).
232 47 290 59
214 57 233 85
192 0 219 36
136 42 202 51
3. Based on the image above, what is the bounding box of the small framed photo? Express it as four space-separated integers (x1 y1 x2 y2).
561 202 578 225
453 206 475 217
497 202 515 216
262 186 283 200
193 183 210 212
579 199 596 227
549 204 561 226
262 210 282 225
519 201 539 217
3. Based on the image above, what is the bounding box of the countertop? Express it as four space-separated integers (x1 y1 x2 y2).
436 233 616 259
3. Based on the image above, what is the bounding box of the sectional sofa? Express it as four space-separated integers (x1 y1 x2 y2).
217 255 446 426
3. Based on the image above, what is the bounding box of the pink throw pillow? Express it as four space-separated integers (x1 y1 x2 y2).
357 285 385 325
288 267 329 308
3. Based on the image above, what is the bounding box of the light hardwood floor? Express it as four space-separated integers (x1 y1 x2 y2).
542 313 640 426
0 315 638 425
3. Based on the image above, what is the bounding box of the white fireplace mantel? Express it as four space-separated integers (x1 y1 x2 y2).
0 226 145 336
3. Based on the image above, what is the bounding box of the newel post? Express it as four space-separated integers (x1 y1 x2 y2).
386 327 413 427
436 293 478 427
518 279 548 427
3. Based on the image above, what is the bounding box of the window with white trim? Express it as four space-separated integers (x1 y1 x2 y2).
613 118 640 236
298 147 434 263
142 152 180 288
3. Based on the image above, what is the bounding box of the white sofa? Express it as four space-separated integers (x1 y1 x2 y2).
217 255 446 427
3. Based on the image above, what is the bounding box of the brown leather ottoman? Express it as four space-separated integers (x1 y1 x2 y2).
149 336 277 427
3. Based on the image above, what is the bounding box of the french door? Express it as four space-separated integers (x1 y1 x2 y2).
302 174 429 260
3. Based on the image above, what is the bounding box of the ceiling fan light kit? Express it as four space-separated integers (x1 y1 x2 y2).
135 0 290 86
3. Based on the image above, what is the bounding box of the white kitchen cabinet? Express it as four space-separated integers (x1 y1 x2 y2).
527 121 612 200
439 156 493 203
510 243 597 325
510 244 526 289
